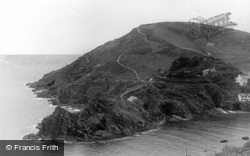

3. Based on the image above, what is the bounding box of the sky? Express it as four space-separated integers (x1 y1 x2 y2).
0 0 249 55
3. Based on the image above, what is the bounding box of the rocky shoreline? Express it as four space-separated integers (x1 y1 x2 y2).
23 85 250 142
23 55 250 142
21 21 250 142
22 94 249 142
23 86 159 141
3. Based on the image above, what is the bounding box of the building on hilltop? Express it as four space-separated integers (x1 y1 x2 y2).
202 67 216 77
235 74 250 86
206 43 215 56
238 93 250 101
127 96 143 105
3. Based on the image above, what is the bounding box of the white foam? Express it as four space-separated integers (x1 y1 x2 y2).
24 84 30 89
35 89 46 93
64 141 74 144
47 97 55 100
18 137 24 140
28 124 38 132
48 104 57 108
144 128 160 133
38 118 43 121
134 128 161 137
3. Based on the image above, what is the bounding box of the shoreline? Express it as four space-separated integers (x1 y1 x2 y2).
24 83 250 143
53 111 250 146
23 85 57 140
25 106 250 143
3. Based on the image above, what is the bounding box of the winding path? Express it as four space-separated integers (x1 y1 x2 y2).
180 47 202 54
137 27 202 54
117 50 145 82
136 28 149 42
118 28 203 98
84 55 89 63
120 85 144 98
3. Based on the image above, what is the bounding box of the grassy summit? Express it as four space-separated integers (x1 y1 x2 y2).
26 22 250 141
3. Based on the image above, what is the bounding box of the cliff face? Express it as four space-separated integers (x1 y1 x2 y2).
36 97 153 141
29 22 250 106
26 22 250 141
29 22 250 104
126 56 250 119
27 56 250 141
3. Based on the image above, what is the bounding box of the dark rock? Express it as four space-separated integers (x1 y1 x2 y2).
242 136 249 140
24 22 250 142
35 97 151 141
36 91 49 98
22 133 39 140
220 140 228 143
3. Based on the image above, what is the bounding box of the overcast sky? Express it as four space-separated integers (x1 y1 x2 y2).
0 0 249 55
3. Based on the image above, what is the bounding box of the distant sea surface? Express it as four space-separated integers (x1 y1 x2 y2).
0 55 249 156
0 55 80 139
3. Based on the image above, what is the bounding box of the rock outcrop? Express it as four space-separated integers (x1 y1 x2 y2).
35 96 153 141
25 22 250 141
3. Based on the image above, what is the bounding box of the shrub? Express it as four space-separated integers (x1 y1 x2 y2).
215 141 250 156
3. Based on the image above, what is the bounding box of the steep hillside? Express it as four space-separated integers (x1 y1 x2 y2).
25 22 250 141
25 56 250 141
30 22 250 92
139 22 250 72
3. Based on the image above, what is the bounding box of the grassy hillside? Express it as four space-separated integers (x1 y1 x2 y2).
25 55 250 141
139 22 250 72
25 22 250 141
30 22 250 93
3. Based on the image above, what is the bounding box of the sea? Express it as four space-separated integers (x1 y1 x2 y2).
0 55 249 156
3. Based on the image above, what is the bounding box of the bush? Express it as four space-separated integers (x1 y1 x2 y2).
215 141 250 156
232 102 241 110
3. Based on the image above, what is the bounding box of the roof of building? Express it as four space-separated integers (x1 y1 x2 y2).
237 73 250 79
238 93 250 96
203 68 216 73
206 43 214 46
241 75 250 79
127 96 139 102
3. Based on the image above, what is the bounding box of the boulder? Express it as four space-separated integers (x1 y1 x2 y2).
220 139 228 143
242 136 249 140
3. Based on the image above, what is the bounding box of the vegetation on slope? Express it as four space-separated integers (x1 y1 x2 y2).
25 55 250 141
35 95 153 141
215 141 250 156
25 22 250 141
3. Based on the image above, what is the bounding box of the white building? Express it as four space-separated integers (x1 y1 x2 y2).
202 68 216 77
127 96 143 105
127 96 139 103
238 93 250 101
235 74 250 86
206 43 215 56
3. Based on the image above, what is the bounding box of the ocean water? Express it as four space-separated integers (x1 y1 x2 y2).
0 55 80 140
64 113 250 156
0 55 249 156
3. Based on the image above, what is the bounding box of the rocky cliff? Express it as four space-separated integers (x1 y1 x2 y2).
25 22 250 141
35 97 153 141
